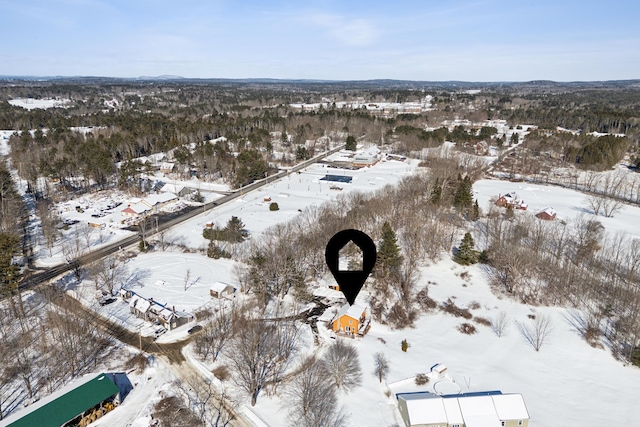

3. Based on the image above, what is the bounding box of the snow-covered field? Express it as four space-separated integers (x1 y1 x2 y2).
247 258 640 426
172 153 418 248
474 178 640 240
8 98 72 110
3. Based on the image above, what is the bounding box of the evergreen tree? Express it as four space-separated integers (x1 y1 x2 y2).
454 232 478 265
225 216 247 242
345 135 357 151
471 199 480 221
377 221 402 280
0 233 20 296
453 175 473 212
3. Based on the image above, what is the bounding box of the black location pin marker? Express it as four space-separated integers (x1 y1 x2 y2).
325 229 377 305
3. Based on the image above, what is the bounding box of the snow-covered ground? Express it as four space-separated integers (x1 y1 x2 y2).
171 153 418 249
474 179 640 240
8 98 72 110
57 251 241 338
247 258 640 426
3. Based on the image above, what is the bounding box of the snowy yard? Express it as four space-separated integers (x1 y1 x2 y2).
247 258 640 426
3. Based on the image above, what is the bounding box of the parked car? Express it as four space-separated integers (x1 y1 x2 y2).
188 325 203 334
98 297 116 306
153 327 166 339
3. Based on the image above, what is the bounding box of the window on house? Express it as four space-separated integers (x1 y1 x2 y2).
349 319 353 325
518 421 523 426
501 422 506 427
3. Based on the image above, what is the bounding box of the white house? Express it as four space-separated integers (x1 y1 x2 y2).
396 392 530 427
121 202 151 218
141 192 177 213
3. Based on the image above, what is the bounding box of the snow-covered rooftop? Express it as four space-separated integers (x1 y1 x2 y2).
336 302 367 319
399 393 447 424
491 394 529 421
209 281 235 293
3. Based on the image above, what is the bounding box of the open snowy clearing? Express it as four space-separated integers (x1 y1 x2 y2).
171 153 418 249
8 98 73 110
474 179 640 240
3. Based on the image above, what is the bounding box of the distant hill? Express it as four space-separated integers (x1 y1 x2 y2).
1 75 639 91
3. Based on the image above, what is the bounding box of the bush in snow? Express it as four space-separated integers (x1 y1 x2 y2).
401 339 410 352
414 373 429 385
458 323 477 334
269 202 279 211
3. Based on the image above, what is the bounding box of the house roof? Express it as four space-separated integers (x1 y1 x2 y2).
457 396 501 427
538 207 556 216
336 302 366 320
442 397 464 424
491 394 529 420
398 393 447 425
143 192 177 207
122 202 150 215
394 392 528 427
0 373 119 427
210 281 235 293
129 295 151 313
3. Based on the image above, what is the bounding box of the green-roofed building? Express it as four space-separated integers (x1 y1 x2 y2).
0 373 123 427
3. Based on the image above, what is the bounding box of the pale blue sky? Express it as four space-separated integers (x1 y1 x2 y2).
1 0 638 81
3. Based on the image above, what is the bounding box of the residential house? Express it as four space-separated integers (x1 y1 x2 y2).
395 391 530 427
332 303 368 335
148 304 191 330
209 282 236 299
535 207 557 221
141 192 177 213
495 192 528 210
159 162 176 174
121 202 151 219
129 295 151 320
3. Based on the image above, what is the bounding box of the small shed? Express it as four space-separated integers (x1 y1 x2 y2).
118 288 133 299
430 363 447 379
209 282 236 299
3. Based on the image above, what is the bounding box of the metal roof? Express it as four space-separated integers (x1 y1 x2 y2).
1 373 119 427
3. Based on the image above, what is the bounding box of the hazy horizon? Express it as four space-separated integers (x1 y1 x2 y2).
1 0 639 81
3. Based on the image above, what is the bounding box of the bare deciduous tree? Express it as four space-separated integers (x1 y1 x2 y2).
176 374 236 427
89 255 126 295
62 226 86 280
601 196 623 218
491 311 510 337
518 314 553 351
286 357 348 427
195 305 234 362
226 316 299 406
372 351 390 383
584 194 604 216
323 340 362 391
